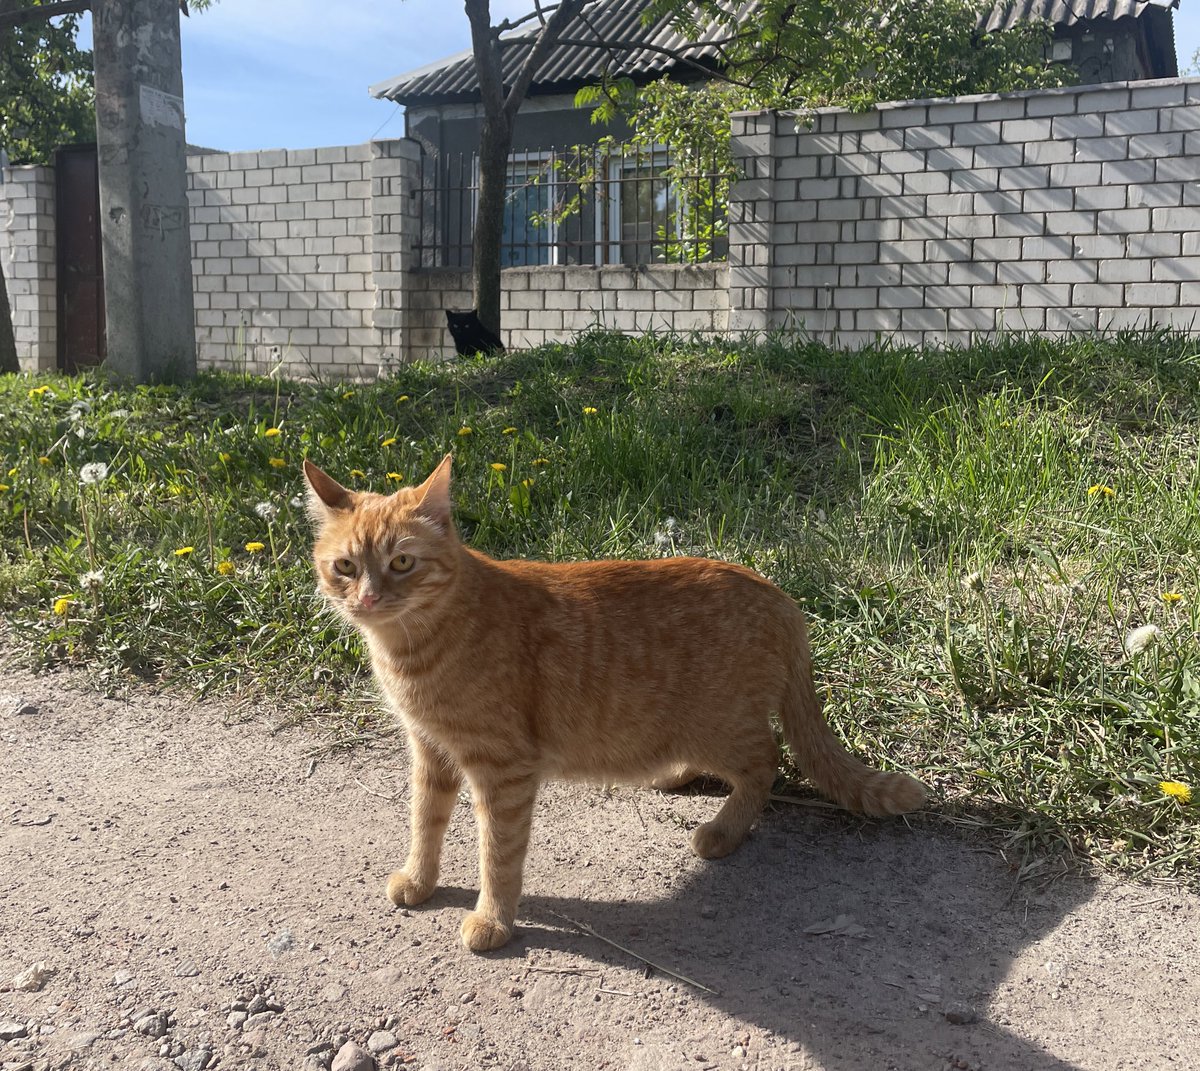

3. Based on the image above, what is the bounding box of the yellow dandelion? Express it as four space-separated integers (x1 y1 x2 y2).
1160 781 1192 803
349 469 366 478
0 484 9 493
37 456 51 466
582 406 598 415
174 546 194 557
6 467 15 477
502 427 517 435
245 541 266 553
52 594 74 616
397 395 410 403
342 390 356 400
27 385 50 398
381 437 398 447
456 426 473 437
263 427 282 438
1087 484 1115 497
521 477 535 489
219 452 232 463
386 472 403 481
491 462 507 472
268 457 286 469
531 457 550 467
217 560 235 576
1162 591 1184 604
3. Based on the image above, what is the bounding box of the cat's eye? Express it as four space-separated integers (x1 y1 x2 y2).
333 558 357 577
389 553 415 573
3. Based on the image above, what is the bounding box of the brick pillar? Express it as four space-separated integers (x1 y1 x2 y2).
727 111 776 334
0 164 57 372
370 138 423 368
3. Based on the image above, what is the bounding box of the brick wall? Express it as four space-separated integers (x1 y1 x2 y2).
0 165 56 372
731 78 1200 347
405 265 729 362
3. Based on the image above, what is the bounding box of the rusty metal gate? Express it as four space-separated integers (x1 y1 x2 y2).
55 144 106 372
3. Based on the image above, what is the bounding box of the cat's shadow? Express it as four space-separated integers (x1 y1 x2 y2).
434 804 1091 1071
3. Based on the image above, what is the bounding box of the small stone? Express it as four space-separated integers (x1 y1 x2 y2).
173 961 200 979
366 1030 398 1055
227 1012 248 1030
134 1012 169 1038
459 990 475 1005
247 994 268 1016
11 962 55 992
178 1047 214 1070
0 1021 29 1040
944 1002 978 1025
266 930 295 957
330 1041 376 1071
112 969 135 987
66 1030 102 1050
731 1046 747 1058
320 984 347 1003
242 1027 268 1058
243 1012 277 1030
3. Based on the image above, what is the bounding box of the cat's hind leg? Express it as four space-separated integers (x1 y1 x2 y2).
689 736 776 860
646 762 703 791
387 734 462 908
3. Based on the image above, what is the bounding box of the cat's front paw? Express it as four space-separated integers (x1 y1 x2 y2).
460 911 512 952
386 868 436 907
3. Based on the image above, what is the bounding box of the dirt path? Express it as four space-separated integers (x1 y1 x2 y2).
2 666 1197 1071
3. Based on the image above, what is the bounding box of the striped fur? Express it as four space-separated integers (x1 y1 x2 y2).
304 456 927 952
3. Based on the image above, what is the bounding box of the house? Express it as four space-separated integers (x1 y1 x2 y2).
369 0 1180 269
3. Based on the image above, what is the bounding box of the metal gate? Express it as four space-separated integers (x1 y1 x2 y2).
55 144 105 372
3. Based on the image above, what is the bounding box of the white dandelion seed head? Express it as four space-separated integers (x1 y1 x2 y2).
1124 623 1160 656
289 495 304 510
81 569 105 589
963 571 986 594
254 501 279 521
79 461 109 485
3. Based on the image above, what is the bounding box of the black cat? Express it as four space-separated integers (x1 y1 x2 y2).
445 309 506 356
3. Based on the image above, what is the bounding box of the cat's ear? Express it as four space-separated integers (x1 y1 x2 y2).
412 453 454 532
303 460 354 521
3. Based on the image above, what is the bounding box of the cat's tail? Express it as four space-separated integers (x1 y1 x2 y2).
780 618 927 817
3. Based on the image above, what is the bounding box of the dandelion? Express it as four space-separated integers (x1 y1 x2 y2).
502 427 517 435
582 406 598 415
5 467 14 477
27 385 51 399
37 456 51 466
217 561 235 576
219 452 232 463
491 462 507 472
457 426 473 437
1162 591 1183 604
254 501 279 522
521 477 535 489
1160 781 1193 803
174 546 194 557
386 472 403 481
397 395 410 403
342 390 355 400
289 495 304 510
263 427 282 438
245 541 266 553
531 457 550 467
268 457 286 469
349 469 366 478
963 571 986 594
52 594 74 616
0 483 10 492
1087 484 1115 498
1124 623 1160 655
381 437 398 447
81 570 105 590
79 461 109 485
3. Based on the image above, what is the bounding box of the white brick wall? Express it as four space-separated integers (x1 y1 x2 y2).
733 77 1200 347
0 165 56 372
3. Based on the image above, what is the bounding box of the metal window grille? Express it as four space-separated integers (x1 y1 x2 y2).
414 142 729 270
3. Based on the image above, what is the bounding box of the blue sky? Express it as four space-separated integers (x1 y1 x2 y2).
81 1 1200 153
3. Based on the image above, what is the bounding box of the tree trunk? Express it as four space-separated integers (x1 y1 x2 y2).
0 254 18 374
472 112 513 340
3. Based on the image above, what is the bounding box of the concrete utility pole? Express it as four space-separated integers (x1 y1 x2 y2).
92 0 195 382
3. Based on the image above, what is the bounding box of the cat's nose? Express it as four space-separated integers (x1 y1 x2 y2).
360 592 381 608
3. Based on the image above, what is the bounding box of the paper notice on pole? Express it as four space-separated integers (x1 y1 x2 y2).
139 85 185 130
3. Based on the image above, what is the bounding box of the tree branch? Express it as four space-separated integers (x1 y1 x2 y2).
0 0 90 29
502 0 594 121
464 0 506 119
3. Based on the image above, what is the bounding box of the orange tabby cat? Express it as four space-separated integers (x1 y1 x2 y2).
304 455 926 952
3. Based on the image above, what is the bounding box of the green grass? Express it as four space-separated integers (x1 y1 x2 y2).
2 329 1198 879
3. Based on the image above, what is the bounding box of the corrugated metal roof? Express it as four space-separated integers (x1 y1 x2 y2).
981 0 1176 33
371 0 1179 107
